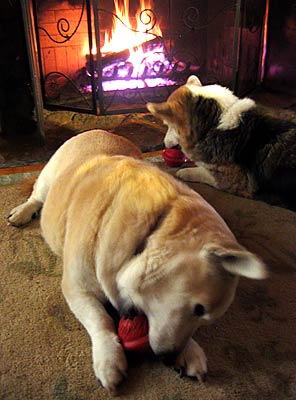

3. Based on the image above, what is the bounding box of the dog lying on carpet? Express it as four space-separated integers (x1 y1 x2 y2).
7 130 267 393
147 76 296 209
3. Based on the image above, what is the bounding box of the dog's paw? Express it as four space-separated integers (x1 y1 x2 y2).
175 338 207 382
7 201 41 226
92 334 128 394
176 166 217 187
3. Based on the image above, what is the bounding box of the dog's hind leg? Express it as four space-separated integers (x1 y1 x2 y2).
7 166 52 226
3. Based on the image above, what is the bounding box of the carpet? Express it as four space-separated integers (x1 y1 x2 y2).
1 170 296 400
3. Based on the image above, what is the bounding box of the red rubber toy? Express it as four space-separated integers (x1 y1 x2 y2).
118 314 150 352
162 148 188 167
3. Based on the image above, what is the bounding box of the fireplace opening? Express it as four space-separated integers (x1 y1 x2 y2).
31 0 266 115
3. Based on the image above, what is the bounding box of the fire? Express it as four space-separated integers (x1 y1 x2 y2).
101 0 162 54
82 0 162 58
82 0 177 91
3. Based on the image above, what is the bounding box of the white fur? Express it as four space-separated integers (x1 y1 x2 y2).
8 198 42 226
163 123 180 148
218 98 255 131
61 258 127 393
187 83 255 131
176 166 218 186
187 84 238 111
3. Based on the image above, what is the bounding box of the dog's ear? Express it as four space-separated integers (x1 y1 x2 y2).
146 102 174 121
204 244 268 280
186 75 202 87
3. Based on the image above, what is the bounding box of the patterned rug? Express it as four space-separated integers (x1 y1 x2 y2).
1 167 296 400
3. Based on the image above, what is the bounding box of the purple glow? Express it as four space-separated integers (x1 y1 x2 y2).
82 42 191 94
102 77 176 91
100 44 178 92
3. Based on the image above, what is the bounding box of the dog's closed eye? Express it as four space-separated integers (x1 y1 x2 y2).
194 304 206 317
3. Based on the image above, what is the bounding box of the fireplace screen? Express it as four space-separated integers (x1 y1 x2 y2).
31 0 266 115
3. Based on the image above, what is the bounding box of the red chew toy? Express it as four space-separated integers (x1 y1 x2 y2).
162 148 188 167
118 314 150 352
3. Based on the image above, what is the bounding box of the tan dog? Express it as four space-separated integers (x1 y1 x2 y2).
8 130 267 393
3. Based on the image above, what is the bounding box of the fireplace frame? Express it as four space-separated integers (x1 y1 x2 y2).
23 0 267 120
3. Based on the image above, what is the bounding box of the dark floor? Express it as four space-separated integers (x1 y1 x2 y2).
0 86 295 169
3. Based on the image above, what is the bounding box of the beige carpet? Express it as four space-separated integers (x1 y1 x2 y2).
1 176 296 400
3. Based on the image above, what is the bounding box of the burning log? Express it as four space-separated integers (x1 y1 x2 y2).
101 48 129 68
82 33 201 90
86 37 165 69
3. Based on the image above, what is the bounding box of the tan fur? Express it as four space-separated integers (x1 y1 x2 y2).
8 129 267 393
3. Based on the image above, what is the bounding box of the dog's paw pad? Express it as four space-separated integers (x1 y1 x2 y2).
7 202 40 226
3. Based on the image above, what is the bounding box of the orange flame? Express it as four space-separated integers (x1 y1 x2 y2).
83 0 161 56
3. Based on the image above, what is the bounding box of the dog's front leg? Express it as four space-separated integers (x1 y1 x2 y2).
176 165 218 187
176 163 254 197
174 337 207 382
61 274 127 394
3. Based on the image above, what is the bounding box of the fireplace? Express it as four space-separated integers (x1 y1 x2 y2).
25 0 266 116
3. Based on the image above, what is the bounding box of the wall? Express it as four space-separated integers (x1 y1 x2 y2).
263 0 296 95
37 0 89 77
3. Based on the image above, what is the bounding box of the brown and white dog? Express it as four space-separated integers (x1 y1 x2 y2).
147 76 296 209
8 130 267 393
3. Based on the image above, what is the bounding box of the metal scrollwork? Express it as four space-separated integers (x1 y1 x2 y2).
44 71 92 107
44 72 62 100
38 0 85 44
182 1 236 31
139 8 157 33
56 18 71 39
183 7 200 30
98 6 160 39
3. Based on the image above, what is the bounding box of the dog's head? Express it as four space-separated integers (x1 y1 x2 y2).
117 196 267 359
147 76 255 160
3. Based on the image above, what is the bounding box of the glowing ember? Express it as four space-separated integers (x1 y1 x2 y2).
102 78 176 91
101 45 175 91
